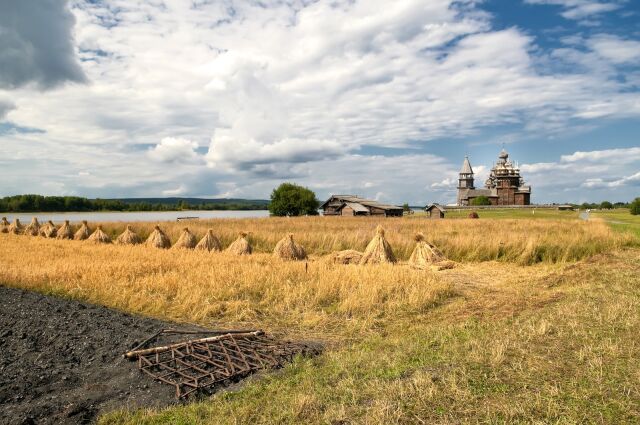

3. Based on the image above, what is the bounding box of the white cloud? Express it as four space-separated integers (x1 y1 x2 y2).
148 137 201 164
524 0 621 20
587 34 640 64
162 185 188 196
560 147 640 163
583 172 640 188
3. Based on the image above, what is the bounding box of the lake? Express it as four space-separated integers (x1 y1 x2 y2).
1 210 270 223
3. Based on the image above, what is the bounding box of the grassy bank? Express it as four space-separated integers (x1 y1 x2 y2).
0 216 638 423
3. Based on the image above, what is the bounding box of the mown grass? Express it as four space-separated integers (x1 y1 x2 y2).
0 216 639 423
426 207 581 220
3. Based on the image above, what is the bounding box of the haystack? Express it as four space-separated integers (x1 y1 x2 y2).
145 225 171 249
116 225 141 245
87 225 112 244
226 232 252 255
40 220 57 238
407 233 446 269
172 227 197 250
273 234 307 261
195 229 222 252
56 220 74 240
330 249 363 265
24 217 40 236
1 217 9 233
359 225 396 265
468 211 479 219
74 221 91 240
8 218 23 235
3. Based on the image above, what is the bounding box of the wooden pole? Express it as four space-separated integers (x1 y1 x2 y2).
124 330 263 360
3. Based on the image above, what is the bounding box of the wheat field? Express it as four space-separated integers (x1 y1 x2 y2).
1 215 639 423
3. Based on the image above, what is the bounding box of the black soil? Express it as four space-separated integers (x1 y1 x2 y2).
0 286 208 425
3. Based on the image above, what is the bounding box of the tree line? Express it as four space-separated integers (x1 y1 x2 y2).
0 195 268 212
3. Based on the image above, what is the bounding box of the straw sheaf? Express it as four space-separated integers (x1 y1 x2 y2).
226 232 252 255
8 218 23 235
359 225 396 265
56 220 74 240
40 221 57 238
87 225 112 244
74 221 91 240
116 225 141 245
172 228 197 250
329 249 363 265
408 232 446 270
195 229 222 252
24 217 41 236
145 225 171 249
273 234 307 261
0 217 9 233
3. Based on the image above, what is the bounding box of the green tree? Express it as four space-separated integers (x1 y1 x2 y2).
402 203 410 212
600 201 613 210
470 196 491 206
268 183 319 216
630 198 640 216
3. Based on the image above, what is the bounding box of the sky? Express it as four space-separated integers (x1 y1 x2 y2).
0 0 639 205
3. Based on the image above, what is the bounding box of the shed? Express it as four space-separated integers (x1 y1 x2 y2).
321 195 403 217
425 203 446 219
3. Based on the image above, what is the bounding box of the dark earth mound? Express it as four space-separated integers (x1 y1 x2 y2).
0 286 207 425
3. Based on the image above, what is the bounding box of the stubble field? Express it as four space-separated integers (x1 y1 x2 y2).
0 214 638 423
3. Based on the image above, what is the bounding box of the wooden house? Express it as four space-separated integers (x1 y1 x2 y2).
321 195 403 217
425 203 446 219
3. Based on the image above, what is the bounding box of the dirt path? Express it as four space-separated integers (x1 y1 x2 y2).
0 286 204 425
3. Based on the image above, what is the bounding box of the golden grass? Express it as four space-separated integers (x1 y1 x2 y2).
71 216 635 265
0 234 453 336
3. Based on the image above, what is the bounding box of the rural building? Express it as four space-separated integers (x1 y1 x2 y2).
425 203 446 219
321 195 403 217
457 149 532 206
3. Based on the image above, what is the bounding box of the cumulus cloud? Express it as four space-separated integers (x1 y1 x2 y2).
524 0 621 20
206 129 347 172
582 172 640 188
587 35 640 64
148 137 202 164
0 0 86 90
560 147 640 163
0 99 15 120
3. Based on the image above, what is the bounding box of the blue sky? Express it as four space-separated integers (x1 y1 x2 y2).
0 0 639 205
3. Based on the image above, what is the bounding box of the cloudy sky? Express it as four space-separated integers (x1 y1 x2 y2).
1 0 639 204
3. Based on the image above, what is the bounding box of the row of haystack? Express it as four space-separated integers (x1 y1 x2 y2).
330 225 454 270
0 217 307 260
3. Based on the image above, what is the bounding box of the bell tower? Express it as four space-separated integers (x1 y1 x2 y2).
457 156 475 205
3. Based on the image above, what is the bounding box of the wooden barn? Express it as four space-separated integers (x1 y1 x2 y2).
321 195 403 217
425 203 446 219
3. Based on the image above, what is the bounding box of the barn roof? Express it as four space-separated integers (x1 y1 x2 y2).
321 195 402 211
425 203 445 213
339 202 370 213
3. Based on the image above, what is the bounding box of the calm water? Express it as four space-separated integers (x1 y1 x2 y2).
1 210 270 223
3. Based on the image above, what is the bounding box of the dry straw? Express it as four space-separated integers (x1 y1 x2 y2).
24 217 40 236
145 225 171 249
1 217 9 233
408 233 446 269
359 225 396 265
8 218 23 235
330 249 363 265
74 221 91 240
273 234 307 261
40 220 57 238
116 225 141 245
87 225 112 244
173 227 197 250
195 229 222 252
226 232 252 255
56 220 74 240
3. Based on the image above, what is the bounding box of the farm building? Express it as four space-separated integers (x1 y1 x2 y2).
457 149 532 206
321 195 403 217
425 203 446 219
